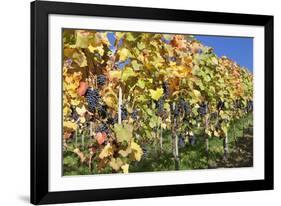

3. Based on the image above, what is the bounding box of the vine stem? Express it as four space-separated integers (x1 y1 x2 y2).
223 135 229 160
160 125 163 152
82 134 84 148
171 103 180 170
118 86 122 124
204 116 209 167
75 128 78 147
90 122 93 137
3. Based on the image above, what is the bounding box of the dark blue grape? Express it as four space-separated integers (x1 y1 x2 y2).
107 115 118 125
178 134 185 148
162 81 170 99
170 103 180 118
142 147 148 158
210 112 218 119
131 110 138 120
71 107 79 121
234 99 242 109
85 88 100 112
217 100 224 110
121 106 128 120
96 123 108 133
247 100 253 112
97 74 106 86
189 135 196 146
179 98 190 115
97 104 107 119
155 98 165 115
198 102 208 116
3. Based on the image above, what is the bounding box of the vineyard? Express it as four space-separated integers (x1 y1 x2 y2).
62 29 253 175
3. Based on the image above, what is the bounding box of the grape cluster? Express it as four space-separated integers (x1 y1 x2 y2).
142 146 148 158
215 119 223 130
97 74 106 86
121 106 128 120
71 107 79 121
85 88 100 112
247 100 253 112
217 100 224 111
97 104 108 119
170 103 180 118
198 102 208 116
188 135 196 146
155 98 165 115
107 115 118 125
233 99 243 109
96 123 108 133
131 110 138 120
210 112 218 119
179 98 190 115
178 134 185 148
162 81 170 99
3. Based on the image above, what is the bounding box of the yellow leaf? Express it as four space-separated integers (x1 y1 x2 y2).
121 67 137 81
99 143 113 159
121 164 129 173
71 99 80 106
130 139 143 161
63 121 77 130
76 106 87 116
214 130 220 137
109 158 123 171
72 50 87 67
88 45 104 56
109 70 121 81
88 44 96 53
118 146 131 157
211 57 218 65
63 106 71 116
193 90 201 98
80 117 86 123
103 94 117 109
149 88 163 101
118 48 129 61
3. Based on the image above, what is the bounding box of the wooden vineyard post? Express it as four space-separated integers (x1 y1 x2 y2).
223 135 229 160
160 126 163 152
90 122 93 137
171 103 180 170
81 134 84 148
75 128 78 147
204 116 209 166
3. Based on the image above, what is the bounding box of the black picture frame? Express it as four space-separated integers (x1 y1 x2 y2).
31 0 274 204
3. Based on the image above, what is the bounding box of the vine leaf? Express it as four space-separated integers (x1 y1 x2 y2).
99 143 113 159
114 123 133 143
149 88 163 101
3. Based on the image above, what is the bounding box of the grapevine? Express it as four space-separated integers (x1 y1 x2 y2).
63 30 253 175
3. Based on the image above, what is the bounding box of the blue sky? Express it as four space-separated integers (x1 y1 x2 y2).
195 35 253 72
107 32 253 72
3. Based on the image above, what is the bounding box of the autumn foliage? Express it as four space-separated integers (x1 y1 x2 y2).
63 29 253 175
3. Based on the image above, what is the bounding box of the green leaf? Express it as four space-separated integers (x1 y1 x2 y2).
131 60 142 71
126 32 137 42
114 123 133 143
136 79 145 89
149 88 163 101
137 42 145 50
122 67 137 81
75 31 90 48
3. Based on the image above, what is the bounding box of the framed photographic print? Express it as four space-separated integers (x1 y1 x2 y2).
31 0 274 204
